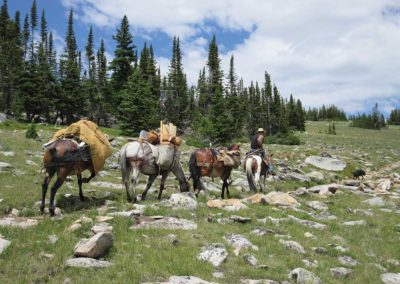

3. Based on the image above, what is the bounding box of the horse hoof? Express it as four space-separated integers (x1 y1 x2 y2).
40 206 45 213
49 208 55 217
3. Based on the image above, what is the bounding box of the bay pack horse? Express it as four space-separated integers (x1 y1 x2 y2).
119 141 189 202
41 139 97 216
245 151 274 193
189 144 241 199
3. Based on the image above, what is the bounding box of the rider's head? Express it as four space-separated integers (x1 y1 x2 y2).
257 128 264 134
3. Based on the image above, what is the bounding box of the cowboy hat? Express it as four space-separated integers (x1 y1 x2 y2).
257 128 264 133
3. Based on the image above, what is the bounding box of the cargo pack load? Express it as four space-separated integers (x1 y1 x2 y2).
50 120 112 173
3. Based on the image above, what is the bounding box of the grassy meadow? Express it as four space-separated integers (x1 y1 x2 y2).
0 120 399 283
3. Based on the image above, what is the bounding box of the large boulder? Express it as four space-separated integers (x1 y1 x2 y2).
160 192 197 210
74 232 113 258
305 156 346 171
263 192 300 207
288 268 321 284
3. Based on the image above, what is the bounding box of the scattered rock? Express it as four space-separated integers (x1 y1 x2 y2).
197 243 228 267
207 199 248 211
131 216 198 230
376 179 391 193
251 227 276 236
74 232 113 258
288 215 327 230
67 223 82 232
362 197 393 207
48 235 58 244
368 263 387 272
0 161 13 172
263 192 300 207
39 252 55 259
387 259 400 266
25 160 38 166
306 201 328 211
0 112 7 123
91 181 124 189
243 254 258 266
381 273 400 284
224 233 258 256
305 155 346 171
286 172 311 182
96 216 114 223
160 192 197 210
144 276 218 284
0 217 38 228
304 232 316 239
338 256 358 267
312 247 327 254
0 151 15 157
229 215 252 223
310 211 337 221
0 238 11 255
212 271 224 279
343 179 360 187
279 240 305 254
306 171 324 182
308 184 339 196
342 220 366 226
109 211 137 218
288 267 321 284
329 244 349 253
330 267 352 279
302 259 318 268
91 223 113 234
240 280 278 284
65 257 113 268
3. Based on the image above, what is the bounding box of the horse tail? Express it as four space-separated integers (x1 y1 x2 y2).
120 144 129 183
246 157 257 192
189 152 200 191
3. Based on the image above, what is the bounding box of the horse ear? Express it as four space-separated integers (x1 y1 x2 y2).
108 137 115 142
270 153 273 157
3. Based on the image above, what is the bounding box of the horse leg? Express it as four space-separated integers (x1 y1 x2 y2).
124 163 132 202
224 178 231 199
130 165 140 203
77 173 84 201
49 170 67 216
82 171 95 183
158 171 169 200
142 174 157 201
41 169 55 213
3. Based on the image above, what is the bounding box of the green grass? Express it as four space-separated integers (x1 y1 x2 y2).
0 121 399 283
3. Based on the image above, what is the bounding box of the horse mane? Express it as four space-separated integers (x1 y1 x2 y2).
228 144 240 151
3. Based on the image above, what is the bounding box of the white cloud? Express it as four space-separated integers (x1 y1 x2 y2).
61 0 400 113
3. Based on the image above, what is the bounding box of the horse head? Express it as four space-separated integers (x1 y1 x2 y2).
264 153 274 175
226 144 241 168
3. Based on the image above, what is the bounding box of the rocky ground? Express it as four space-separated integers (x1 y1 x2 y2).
0 120 399 283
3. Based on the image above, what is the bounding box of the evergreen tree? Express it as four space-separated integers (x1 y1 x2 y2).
388 109 400 125
206 35 223 108
96 39 109 125
109 15 135 100
29 0 37 62
22 14 29 59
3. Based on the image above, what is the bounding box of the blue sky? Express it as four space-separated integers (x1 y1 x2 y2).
8 0 400 115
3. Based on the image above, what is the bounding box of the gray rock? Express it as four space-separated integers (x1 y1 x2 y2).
362 197 393 207
286 172 311 182
0 151 15 157
381 273 400 284
342 220 366 226
98 170 110 177
312 247 327 254
229 215 252 223
109 210 137 218
91 223 113 234
343 179 360 186
0 112 6 123
0 238 11 255
368 263 387 272
329 244 349 253
338 256 358 267
310 211 337 221
307 184 339 196
243 254 258 266
250 227 276 236
212 271 224 279
330 267 352 279
288 267 321 284
74 232 113 258
0 217 38 228
131 216 198 230
65 257 113 268
25 160 38 166
10 208 20 217
302 259 318 268
48 235 58 244
387 259 400 266
160 192 197 210
224 233 258 256
306 171 324 182
91 181 124 189
0 161 13 172
306 201 328 211
279 239 305 254
197 243 228 267
376 179 391 192
288 215 327 230
305 156 346 171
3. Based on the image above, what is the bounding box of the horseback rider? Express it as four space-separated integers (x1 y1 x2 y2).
250 128 265 158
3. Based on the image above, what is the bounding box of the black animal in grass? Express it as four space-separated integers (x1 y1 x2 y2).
352 169 366 179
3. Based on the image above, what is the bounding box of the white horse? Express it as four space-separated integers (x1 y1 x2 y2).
119 141 189 202
245 153 274 193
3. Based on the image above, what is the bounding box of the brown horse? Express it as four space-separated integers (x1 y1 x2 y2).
245 151 274 193
41 139 97 216
189 144 241 199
